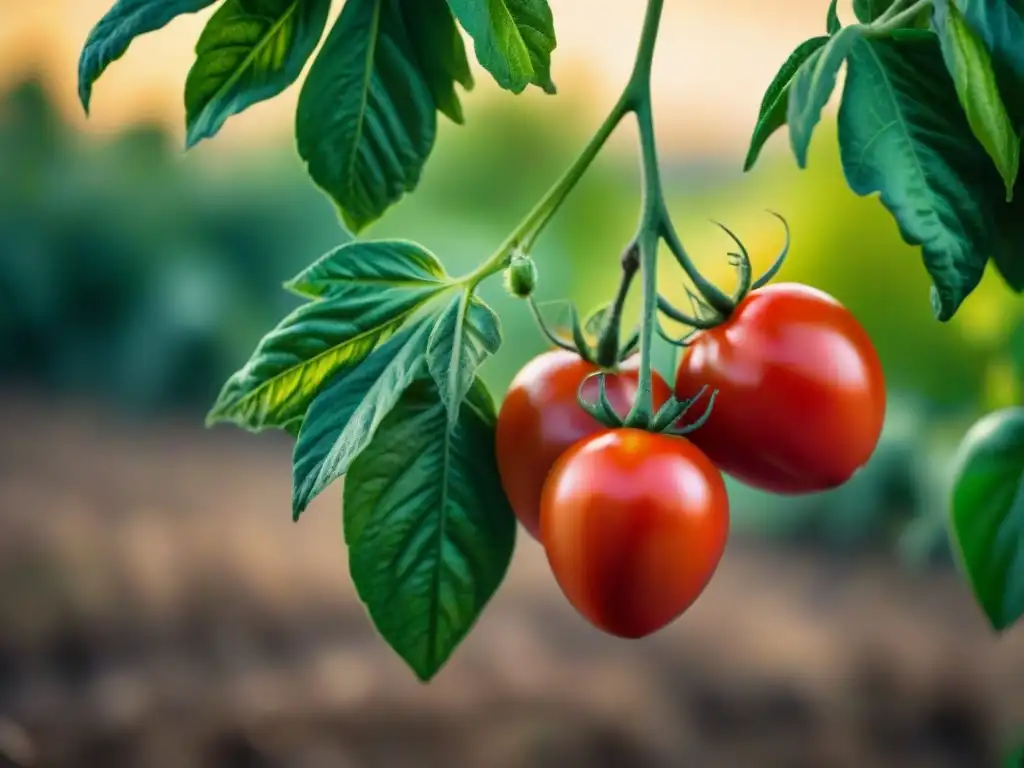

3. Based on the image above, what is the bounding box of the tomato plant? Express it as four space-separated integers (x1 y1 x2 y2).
77 0 1024 681
540 428 729 639
496 349 673 540
673 282 887 494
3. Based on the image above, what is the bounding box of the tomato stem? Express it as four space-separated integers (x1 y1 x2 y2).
624 144 660 425
595 243 639 367
459 95 630 289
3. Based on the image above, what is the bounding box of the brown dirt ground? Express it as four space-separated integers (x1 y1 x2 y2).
0 393 1023 768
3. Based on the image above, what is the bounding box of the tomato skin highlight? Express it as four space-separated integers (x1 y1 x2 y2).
495 350 672 541
673 282 886 494
539 429 729 639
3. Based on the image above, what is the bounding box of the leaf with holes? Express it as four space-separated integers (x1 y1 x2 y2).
207 240 448 432
744 36 829 171
79 0 218 111
296 0 473 232
787 24 863 168
837 34 1001 320
950 407 1024 632
447 0 557 95
343 376 516 681
426 293 502 427
291 317 436 519
934 0 1020 200
184 0 332 148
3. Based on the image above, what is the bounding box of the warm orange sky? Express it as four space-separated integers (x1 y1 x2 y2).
0 0 833 155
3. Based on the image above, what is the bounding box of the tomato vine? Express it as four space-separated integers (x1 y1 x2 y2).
77 0 1024 691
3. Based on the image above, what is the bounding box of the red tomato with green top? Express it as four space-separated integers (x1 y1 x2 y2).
673 282 886 494
495 349 672 540
539 428 729 638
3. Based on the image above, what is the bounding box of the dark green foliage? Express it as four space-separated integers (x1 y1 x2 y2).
747 1 1024 318
295 0 473 232
344 377 515 680
950 407 1024 631
79 0 219 111
185 0 333 147
838 35 1002 320
744 36 829 171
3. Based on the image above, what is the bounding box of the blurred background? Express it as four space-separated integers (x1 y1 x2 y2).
2 1 1024 766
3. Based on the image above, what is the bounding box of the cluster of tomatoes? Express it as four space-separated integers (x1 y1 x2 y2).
495 283 886 639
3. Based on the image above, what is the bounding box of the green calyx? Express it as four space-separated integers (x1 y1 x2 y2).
574 370 720 433
655 210 791 334
524 295 639 368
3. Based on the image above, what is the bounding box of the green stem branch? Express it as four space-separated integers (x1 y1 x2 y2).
463 95 630 288
595 244 640 367
620 0 667 426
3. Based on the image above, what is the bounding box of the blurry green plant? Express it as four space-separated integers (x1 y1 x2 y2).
65 0 1024 680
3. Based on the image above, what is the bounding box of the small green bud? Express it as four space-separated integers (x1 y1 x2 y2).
503 252 538 298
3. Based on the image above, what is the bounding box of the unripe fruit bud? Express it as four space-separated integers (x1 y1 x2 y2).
503 252 538 298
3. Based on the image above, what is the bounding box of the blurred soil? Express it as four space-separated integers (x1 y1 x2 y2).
0 393 1023 768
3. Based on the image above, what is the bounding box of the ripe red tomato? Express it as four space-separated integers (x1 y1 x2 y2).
540 429 729 638
673 282 886 494
495 349 672 540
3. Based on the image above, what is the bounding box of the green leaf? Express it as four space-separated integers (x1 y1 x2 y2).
404 0 474 124
291 317 435 519
837 34 1000 320
296 0 472 233
446 0 557 95
937 0 1024 159
949 406 1024 632
207 242 448 432
78 0 218 111
284 239 449 300
184 0 332 148
853 0 892 21
827 0 842 33
941 0 1024 82
935 1 1021 201
788 24 864 168
343 376 515 681
854 0 931 26
426 292 502 427
743 36 829 171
